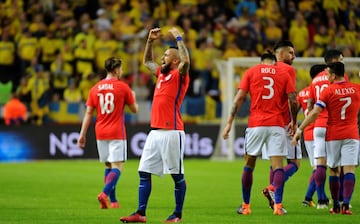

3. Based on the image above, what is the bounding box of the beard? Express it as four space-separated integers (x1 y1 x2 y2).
161 63 171 75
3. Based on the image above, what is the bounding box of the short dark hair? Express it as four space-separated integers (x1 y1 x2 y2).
105 57 122 72
310 64 327 79
273 40 294 51
260 50 276 62
324 49 342 64
327 61 344 77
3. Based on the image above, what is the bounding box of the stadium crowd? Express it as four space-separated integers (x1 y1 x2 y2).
1 0 360 125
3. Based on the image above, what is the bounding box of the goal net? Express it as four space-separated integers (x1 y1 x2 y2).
212 57 360 161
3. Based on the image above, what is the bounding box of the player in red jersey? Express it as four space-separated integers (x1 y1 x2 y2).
307 49 345 208
299 64 327 207
223 52 298 215
120 27 190 223
262 40 301 211
292 62 360 215
77 57 138 209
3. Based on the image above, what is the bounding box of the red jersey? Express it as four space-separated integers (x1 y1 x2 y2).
87 78 135 140
317 81 360 140
150 67 190 130
239 63 296 127
310 70 350 128
297 86 314 141
309 70 329 127
276 61 296 124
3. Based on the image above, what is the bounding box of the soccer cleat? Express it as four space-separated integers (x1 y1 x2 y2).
97 192 108 209
164 214 182 223
316 203 328 209
110 201 120 208
273 203 285 215
342 209 353 215
341 204 353 215
120 212 147 223
329 207 340 214
302 200 316 207
237 202 251 215
262 185 275 209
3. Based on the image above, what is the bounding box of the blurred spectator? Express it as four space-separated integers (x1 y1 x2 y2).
74 22 96 50
3 92 29 126
94 8 111 33
74 37 95 77
39 27 61 70
17 28 39 77
78 72 99 101
93 30 117 72
289 11 309 56
235 0 257 18
0 28 17 90
63 80 82 103
234 26 257 56
25 64 51 125
50 50 73 99
264 18 282 46
15 76 31 109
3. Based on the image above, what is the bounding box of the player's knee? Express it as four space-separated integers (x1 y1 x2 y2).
139 171 151 180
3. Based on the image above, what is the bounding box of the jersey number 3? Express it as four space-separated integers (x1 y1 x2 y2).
262 76 274 99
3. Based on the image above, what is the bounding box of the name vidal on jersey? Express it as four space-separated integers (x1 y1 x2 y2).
313 75 328 83
98 83 114 91
334 87 356 95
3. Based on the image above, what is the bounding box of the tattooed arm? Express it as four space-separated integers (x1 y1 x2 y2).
222 89 247 139
168 27 190 76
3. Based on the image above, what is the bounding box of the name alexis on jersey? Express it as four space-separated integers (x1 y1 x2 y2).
334 87 356 95
98 83 114 90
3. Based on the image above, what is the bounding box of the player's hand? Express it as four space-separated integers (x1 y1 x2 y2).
291 132 300 146
222 124 231 139
77 136 86 148
168 27 182 38
148 27 161 41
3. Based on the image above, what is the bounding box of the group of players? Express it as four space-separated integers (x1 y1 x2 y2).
223 40 360 216
76 24 359 223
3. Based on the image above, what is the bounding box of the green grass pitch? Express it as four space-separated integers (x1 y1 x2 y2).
0 159 359 224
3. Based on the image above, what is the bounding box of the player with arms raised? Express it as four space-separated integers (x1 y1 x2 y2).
120 26 190 223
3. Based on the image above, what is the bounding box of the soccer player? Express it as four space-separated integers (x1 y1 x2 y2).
299 64 327 207
292 62 360 215
307 49 345 208
262 40 301 210
120 27 190 223
77 57 138 209
222 52 298 215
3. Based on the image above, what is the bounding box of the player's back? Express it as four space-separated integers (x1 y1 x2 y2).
310 70 329 127
240 63 295 127
320 81 360 140
88 78 134 140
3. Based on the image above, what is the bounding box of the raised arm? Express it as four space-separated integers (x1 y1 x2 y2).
168 27 190 76
143 28 161 74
